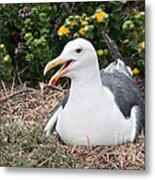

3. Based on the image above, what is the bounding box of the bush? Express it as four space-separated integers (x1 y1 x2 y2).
0 1 145 85
0 43 12 80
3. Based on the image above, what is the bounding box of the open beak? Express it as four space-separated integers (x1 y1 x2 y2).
44 58 75 85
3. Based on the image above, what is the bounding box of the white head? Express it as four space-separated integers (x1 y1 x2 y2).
44 38 99 84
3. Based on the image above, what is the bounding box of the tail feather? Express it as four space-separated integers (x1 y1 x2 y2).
102 32 133 78
102 32 123 60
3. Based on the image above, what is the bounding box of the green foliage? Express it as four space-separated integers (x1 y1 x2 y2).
0 1 145 85
0 43 12 80
0 118 73 167
122 8 145 76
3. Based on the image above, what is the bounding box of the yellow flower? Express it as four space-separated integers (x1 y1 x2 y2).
132 68 140 75
79 27 85 36
97 49 104 56
95 11 106 23
81 20 88 26
58 25 70 36
138 41 145 49
70 21 76 26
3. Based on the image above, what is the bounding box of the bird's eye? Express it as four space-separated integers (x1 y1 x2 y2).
76 48 82 54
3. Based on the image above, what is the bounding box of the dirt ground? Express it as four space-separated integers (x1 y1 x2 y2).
0 79 145 169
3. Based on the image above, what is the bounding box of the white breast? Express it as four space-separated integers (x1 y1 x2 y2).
56 87 136 146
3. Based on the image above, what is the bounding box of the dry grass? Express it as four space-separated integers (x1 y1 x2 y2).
0 81 145 169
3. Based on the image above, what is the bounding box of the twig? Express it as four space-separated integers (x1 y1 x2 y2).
15 64 23 85
38 157 51 167
19 66 29 75
43 84 64 92
1 80 7 93
52 3 64 35
70 2 75 14
63 2 75 15
0 88 37 103
10 76 15 95
51 84 64 92
63 3 70 14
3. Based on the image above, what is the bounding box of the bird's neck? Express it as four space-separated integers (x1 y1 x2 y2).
69 67 104 99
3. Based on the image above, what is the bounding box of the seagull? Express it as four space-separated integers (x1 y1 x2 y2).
43 36 143 146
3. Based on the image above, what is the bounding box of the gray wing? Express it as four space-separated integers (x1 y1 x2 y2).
61 90 69 108
101 70 142 118
101 70 144 135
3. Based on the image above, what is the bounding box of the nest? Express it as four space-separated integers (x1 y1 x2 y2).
0 79 145 169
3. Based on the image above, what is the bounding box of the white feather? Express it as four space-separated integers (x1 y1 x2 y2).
104 59 133 78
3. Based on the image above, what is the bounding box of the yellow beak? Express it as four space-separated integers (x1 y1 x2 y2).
43 58 66 85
